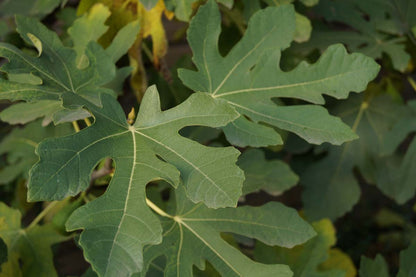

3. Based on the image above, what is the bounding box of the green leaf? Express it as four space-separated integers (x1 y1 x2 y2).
359 255 389 277
165 0 233 21
238 149 298 195
0 100 62 125
254 219 348 277
0 14 138 124
140 187 315 276
26 85 242 276
0 0 65 18
0 120 71 185
374 101 416 204
68 3 111 69
301 92 408 220
298 0 413 72
299 0 319 6
0 203 67 277
179 1 379 148
0 16 113 102
397 241 416 277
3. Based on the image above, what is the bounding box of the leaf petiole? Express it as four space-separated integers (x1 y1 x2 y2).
26 200 59 230
146 198 173 218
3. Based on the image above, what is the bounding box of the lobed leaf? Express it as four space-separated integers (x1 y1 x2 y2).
140 187 315 276
26 85 242 276
179 0 379 148
301 92 409 220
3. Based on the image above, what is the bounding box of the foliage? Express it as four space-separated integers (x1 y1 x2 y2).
0 0 416 276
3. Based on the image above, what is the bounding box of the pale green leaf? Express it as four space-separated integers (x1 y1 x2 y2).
0 203 67 277
140 187 315 276
359 255 389 277
68 3 111 68
179 1 379 148
0 100 62 125
238 149 298 195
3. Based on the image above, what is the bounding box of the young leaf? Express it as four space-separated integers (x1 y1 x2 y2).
0 203 67 277
27 86 241 276
237 149 298 195
179 0 379 148
140 187 315 276
68 3 111 69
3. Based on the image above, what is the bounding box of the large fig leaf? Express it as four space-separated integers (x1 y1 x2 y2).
301 91 409 220
28 85 242 276
179 0 380 148
0 203 67 277
140 187 315 276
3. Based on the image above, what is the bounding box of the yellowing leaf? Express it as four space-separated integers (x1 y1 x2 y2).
78 0 172 101
319 249 357 277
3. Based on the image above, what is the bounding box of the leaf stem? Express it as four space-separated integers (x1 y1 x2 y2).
408 76 416 92
146 198 173 218
142 43 154 64
72 121 80 132
26 201 59 230
84 118 92 126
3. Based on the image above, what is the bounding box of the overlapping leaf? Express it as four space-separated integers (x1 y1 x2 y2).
164 0 233 21
359 241 416 277
297 0 416 72
0 203 67 277
0 120 71 185
238 149 298 195
0 12 138 124
77 0 173 100
375 100 416 204
241 0 316 43
254 219 355 277
179 0 379 148
359 255 389 277
0 0 66 18
301 91 409 220
26 85 243 276
140 186 315 276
